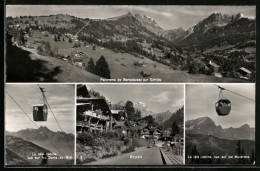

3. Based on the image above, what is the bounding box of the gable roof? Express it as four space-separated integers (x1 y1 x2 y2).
237 67 251 74
208 62 220 68
73 58 83 63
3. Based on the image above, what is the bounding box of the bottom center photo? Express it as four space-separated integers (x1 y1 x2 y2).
76 84 184 165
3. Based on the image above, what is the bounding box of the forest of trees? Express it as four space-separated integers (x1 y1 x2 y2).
188 140 255 164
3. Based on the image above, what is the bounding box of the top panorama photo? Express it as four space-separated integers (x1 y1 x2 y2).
5 5 256 83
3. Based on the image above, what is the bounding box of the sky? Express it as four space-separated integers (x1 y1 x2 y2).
87 84 184 113
6 5 256 30
5 84 75 134
186 84 255 128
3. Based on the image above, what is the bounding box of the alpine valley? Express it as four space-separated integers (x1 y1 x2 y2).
6 12 255 82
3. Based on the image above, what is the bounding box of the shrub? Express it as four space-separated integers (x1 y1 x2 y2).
77 133 95 146
76 158 96 165
122 145 135 154
101 151 118 159
37 46 44 55
132 138 149 147
140 71 152 77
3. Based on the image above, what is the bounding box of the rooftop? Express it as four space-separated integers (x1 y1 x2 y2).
237 67 251 74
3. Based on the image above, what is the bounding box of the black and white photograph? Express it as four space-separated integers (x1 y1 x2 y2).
5 84 75 166
76 84 184 165
185 84 255 164
5 5 256 83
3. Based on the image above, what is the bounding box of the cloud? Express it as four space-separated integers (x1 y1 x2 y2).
133 6 173 17
150 91 171 103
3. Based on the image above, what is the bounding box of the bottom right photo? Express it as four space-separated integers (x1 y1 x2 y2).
185 84 255 165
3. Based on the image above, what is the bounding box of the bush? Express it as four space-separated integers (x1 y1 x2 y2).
132 138 149 147
140 71 152 77
76 158 96 165
73 42 81 48
102 130 123 140
122 145 135 154
133 61 142 67
77 133 95 146
101 151 118 159
37 46 44 55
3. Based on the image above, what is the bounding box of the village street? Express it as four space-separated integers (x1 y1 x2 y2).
88 147 164 165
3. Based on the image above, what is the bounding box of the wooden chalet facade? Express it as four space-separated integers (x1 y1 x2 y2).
76 85 112 134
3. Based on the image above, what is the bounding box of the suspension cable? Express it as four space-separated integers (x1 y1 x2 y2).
213 84 255 102
5 91 65 156
38 84 74 154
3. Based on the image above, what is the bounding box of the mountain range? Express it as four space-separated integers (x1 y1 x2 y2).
154 106 184 129
83 12 255 47
11 12 254 48
6 126 74 165
186 117 255 140
6 135 52 165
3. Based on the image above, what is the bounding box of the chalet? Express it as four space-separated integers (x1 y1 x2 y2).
140 128 150 139
111 110 127 121
73 58 84 67
236 67 252 79
153 129 162 139
207 61 220 73
114 121 126 130
78 52 85 56
76 85 112 134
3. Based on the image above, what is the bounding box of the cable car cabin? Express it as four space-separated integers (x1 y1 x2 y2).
33 104 48 121
215 99 231 116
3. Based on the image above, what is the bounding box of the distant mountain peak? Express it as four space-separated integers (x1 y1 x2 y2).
38 126 51 131
193 116 215 124
232 13 244 21
186 116 255 140
240 123 250 129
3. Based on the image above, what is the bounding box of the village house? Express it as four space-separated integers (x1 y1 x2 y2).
76 85 112 135
111 110 127 121
73 58 85 68
207 60 220 73
236 67 252 79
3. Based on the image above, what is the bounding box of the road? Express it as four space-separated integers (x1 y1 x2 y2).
88 147 164 165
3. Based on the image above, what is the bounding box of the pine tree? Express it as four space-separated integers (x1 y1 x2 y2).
18 29 25 45
191 145 200 164
54 35 57 42
68 37 72 43
171 121 180 136
44 42 53 56
94 55 111 79
236 140 242 164
250 150 255 164
241 148 245 164
37 46 44 55
86 57 95 73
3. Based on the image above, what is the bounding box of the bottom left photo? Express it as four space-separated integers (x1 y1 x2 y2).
5 84 75 166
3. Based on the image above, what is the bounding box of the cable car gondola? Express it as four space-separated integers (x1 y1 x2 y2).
215 87 231 116
33 104 48 121
33 85 48 121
